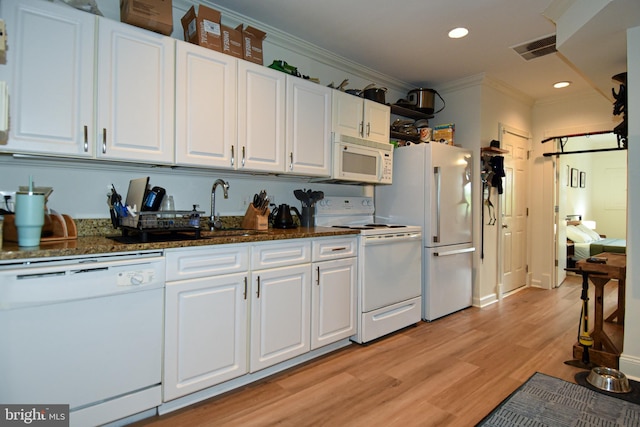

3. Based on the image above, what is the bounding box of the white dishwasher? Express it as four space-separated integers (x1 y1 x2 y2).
0 252 165 427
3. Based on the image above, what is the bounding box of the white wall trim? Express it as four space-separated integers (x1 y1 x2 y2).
619 354 640 381
475 293 499 308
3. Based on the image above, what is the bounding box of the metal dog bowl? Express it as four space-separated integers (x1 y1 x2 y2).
586 367 632 393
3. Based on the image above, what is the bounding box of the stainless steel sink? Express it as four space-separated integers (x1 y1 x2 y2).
198 229 265 239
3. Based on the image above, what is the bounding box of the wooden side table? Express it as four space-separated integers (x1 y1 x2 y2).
574 253 626 367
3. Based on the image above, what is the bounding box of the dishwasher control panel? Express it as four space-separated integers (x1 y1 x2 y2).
117 269 157 286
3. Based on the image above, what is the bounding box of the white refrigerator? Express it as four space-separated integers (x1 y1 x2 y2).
375 142 474 321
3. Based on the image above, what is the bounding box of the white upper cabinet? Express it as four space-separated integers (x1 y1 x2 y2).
237 61 286 173
285 77 332 177
363 99 391 143
332 90 390 144
0 0 95 157
175 41 237 168
96 17 175 164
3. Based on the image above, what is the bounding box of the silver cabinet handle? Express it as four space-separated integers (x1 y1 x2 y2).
256 275 260 298
231 146 235 167
433 166 441 243
366 122 371 137
102 128 107 154
242 146 246 167
359 122 364 137
243 276 247 300
316 266 320 286
290 152 294 170
83 125 88 152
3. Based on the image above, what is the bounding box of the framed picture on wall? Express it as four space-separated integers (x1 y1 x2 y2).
571 168 579 187
580 171 586 188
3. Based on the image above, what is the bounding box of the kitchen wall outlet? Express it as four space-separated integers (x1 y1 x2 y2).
0 190 16 212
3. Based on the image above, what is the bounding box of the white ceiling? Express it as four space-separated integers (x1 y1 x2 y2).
208 0 637 101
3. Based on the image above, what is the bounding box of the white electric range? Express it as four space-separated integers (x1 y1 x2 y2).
315 196 422 343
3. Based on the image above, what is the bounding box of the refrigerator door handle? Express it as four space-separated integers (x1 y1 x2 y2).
433 166 441 243
434 247 476 257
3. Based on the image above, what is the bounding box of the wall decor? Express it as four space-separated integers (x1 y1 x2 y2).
580 171 586 188
571 168 578 187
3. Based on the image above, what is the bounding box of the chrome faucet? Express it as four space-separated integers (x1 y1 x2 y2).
210 179 230 230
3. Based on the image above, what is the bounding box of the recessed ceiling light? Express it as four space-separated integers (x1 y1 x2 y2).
553 81 571 89
448 27 469 39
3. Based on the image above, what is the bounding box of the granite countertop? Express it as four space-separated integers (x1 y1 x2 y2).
0 218 358 263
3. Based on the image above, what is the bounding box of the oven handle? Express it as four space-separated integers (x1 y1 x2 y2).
362 233 422 245
434 247 476 257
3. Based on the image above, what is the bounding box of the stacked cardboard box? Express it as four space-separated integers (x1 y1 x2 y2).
180 4 267 64
181 5 222 52
242 26 267 64
120 0 173 35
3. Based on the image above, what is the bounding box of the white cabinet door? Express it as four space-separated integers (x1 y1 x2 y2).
363 99 391 144
249 264 311 372
96 17 175 164
311 257 357 350
285 77 332 177
332 90 390 144
0 0 95 157
332 90 364 139
164 273 248 401
237 61 286 172
175 41 237 168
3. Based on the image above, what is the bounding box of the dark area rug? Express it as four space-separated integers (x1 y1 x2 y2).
476 372 640 426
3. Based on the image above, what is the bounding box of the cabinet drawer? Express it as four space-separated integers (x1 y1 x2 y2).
251 240 311 270
166 245 249 281
312 237 358 261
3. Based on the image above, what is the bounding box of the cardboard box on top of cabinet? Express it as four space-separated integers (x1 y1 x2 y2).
242 26 267 65
181 4 222 52
433 123 455 145
120 0 173 36
222 24 243 58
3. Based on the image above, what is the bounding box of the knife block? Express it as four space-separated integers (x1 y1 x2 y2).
241 203 270 230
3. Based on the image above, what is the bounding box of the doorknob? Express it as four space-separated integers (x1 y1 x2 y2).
502 224 508 228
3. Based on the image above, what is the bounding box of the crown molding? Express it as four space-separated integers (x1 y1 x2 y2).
173 0 412 93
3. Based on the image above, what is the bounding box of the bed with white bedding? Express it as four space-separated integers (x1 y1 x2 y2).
567 221 626 260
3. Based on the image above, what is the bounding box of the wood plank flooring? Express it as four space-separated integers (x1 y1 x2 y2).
134 276 621 427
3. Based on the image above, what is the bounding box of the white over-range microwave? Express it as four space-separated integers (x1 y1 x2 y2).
332 133 393 184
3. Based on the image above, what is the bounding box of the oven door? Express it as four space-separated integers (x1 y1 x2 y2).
359 232 422 312
333 142 382 183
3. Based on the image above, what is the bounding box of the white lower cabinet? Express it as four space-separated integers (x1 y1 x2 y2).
249 263 311 372
249 240 312 372
164 245 249 401
162 237 356 401
311 237 358 349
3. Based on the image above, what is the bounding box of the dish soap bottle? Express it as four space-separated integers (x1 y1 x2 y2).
189 205 200 227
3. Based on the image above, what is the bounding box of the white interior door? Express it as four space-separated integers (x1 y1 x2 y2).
500 125 530 294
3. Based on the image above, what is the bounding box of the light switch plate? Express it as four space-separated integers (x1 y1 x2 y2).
0 20 6 53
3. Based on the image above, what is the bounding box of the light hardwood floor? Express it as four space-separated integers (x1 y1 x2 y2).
134 276 620 426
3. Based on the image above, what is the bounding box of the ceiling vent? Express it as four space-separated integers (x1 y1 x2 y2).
512 34 557 60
